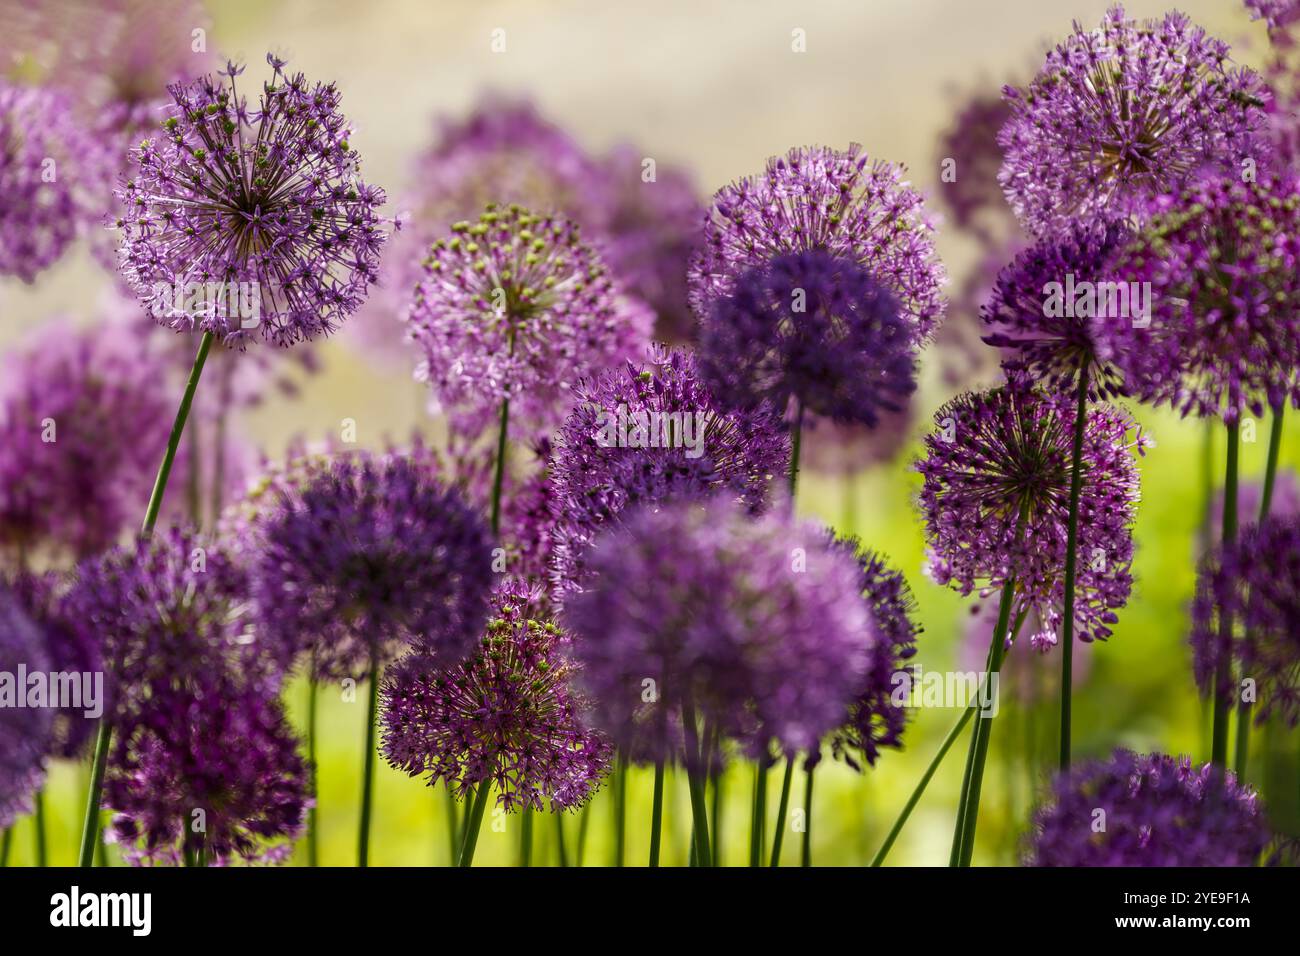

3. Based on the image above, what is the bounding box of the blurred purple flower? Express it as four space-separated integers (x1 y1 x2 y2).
935 89 1015 241
0 584 52 829
1028 750 1267 866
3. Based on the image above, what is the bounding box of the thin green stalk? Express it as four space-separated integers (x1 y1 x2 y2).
1211 419 1241 768
710 766 723 867
357 650 380 867
954 574 1017 867
769 755 794 867
949 634 997 865
872 705 977 866
801 765 814 867
749 763 767 867
1236 407 1285 779
490 396 510 535
681 697 712 866
1058 365 1089 771
79 332 215 867
789 401 804 509
307 672 318 867
444 787 460 866
519 808 532 867
554 812 568 868
33 788 46 867
457 783 492 867
575 801 591 866
0 827 10 867
649 759 665 867
210 407 228 524
612 755 627 866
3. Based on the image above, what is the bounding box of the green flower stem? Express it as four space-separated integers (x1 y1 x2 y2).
649 758 665 867
681 696 712 867
612 755 627 866
554 812 568 867
576 800 592 866
78 331 215 868
1235 407 1285 779
519 808 533 867
1211 419 1241 768
357 650 380 867
0 827 11 867
789 401 804 508
457 782 493 867
768 755 795 867
709 766 724 866
800 766 814 867
307 670 318 867
33 788 46 867
749 762 767 867
490 395 510 536
1058 365 1089 771
444 787 460 866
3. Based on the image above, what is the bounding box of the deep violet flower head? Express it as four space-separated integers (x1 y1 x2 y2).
689 144 947 339
0 584 52 829
998 5 1270 235
1191 517 1300 725
0 318 177 561
116 54 391 347
547 346 788 599
699 250 917 426
916 376 1146 647
934 89 1016 241
63 527 277 728
1099 172 1300 423
1027 750 1267 866
105 675 310 866
408 203 653 443
823 538 919 771
381 581 611 812
980 219 1132 399
252 451 493 681
7 571 103 758
1247 0 1300 34
0 82 110 281
562 498 871 764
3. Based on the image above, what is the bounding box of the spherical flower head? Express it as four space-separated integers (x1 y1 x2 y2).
106 676 309 866
690 144 946 339
999 5 1269 235
0 584 52 828
0 318 178 561
916 377 1146 646
252 452 493 681
701 250 918 427
548 345 789 601
1247 0 1300 34
1100 172 1300 423
980 219 1132 399
0 82 110 281
1028 749 1267 866
381 581 611 812
824 539 919 770
8 571 103 758
935 90 1016 240
116 55 391 347
1191 517 1300 724
562 498 871 763
408 203 653 443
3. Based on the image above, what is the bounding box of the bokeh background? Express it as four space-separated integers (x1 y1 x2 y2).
4 0 1298 866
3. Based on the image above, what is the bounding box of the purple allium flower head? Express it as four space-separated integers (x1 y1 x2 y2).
1247 0 1300 34
916 377 1146 646
105 675 309 866
252 452 493 681
0 318 177 561
548 345 788 600
1027 749 1267 866
116 55 391 347
64 527 276 729
1209 469 1300 534
599 143 703 342
1099 172 1300 423
824 539 919 771
0 82 110 281
689 144 947 339
1191 517 1300 724
562 498 871 763
0 584 52 829
408 203 653 443
981 219 1132 399
7 571 103 758
998 5 1269 235
935 89 1016 240
381 580 611 812
699 251 917 427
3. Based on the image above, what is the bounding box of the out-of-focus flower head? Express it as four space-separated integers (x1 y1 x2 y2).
0 584 52 829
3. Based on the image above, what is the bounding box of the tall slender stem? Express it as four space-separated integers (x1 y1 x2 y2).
575 801 591 867
0 827 10 867
800 765 814 867
1058 365 1089 770
749 762 767 867
78 332 215 867
949 634 995 865
649 759 665 867
553 812 568 867
1211 419 1241 768
871 705 977 866
33 788 46 867
709 765 723 866
444 787 460 866
768 755 794 867
357 649 380 867
306 671 318 867
681 696 712 866
457 783 492 867
612 755 627 866
519 808 533 867
788 401 804 510
490 396 510 536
